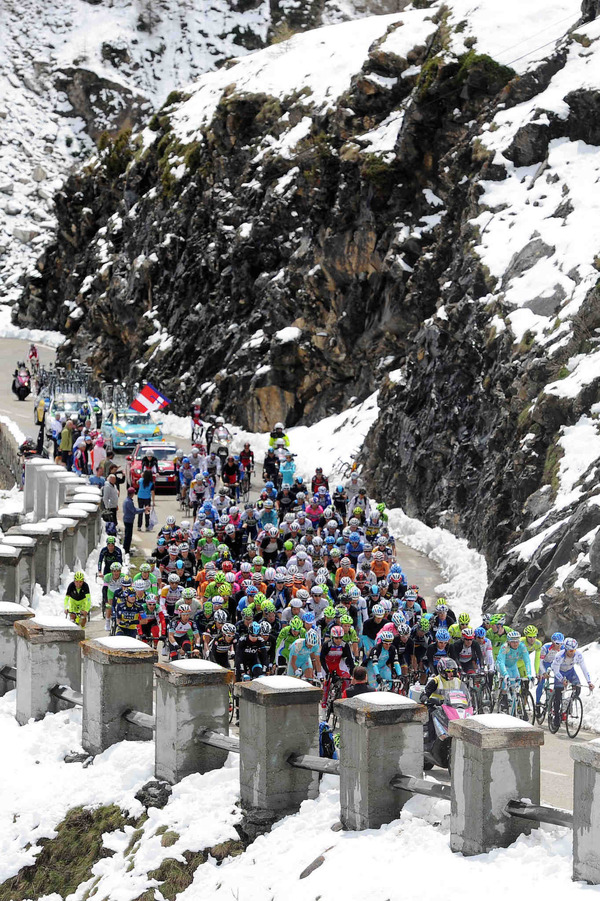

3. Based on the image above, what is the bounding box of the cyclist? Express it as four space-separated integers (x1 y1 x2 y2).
133 561 159 596
235 621 268 680
101 560 123 630
551 638 594 720
496 630 532 705
474 626 495 671
426 628 452 674
536 631 564 708
98 534 123 577
167 604 201 660
412 616 431 674
450 628 483 674
64 571 91 628
431 602 456 631
269 422 289 448
288 629 320 679
518 625 542 682
366 630 402 687
113 588 144 638
320 624 354 699
276 615 306 665
139 596 166 648
210 621 237 668
487 614 509 659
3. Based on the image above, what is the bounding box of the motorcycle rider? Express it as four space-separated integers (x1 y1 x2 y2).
423 657 463 746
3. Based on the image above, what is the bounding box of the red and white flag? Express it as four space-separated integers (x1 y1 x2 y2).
129 383 171 414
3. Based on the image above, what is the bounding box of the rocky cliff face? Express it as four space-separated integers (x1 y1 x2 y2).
14 0 600 637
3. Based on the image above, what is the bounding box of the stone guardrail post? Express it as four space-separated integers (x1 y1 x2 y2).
18 523 54 593
571 738 600 884
155 659 232 783
335 692 427 830
449 713 544 855
34 463 64 521
66 502 100 556
239 675 320 821
81 636 156 755
0 544 21 603
57 475 82 510
0 602 35 696
57 507 89 566
71 493 102 550
15 615 84 724
23 457 54 515
46 471 77 519
46 517 78 591
0 418 24 488
2 536 36 603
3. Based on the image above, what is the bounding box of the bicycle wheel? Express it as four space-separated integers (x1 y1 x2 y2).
480 684 493 714
547 696 561 733
535 695 547 725
566 695 583 738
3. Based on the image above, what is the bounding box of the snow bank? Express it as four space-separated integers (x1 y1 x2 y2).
387 508 488 623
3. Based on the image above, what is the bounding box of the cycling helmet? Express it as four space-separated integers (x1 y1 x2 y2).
110 562 122 572
458 613 470 626
212 595 225 606
380 630 394 642
222 623 236 636
474 627 486 638
419 617 431 632
564 637 578 650
178 604 192 614
551 632 565 644
340 615 353 625
437 657 458 675
214 572 227 584
404 589 417 601
243 608 254 619
330 625 344 639
139 563 151 574
106 535 116 544
323 606 336 618
134 579 149 592
303 612 316 627
168 573 180 585
490 614 506 625
339 577 352 589
449 624 462 639
461 628 475 640
181 587 196 601
381 599 392 613
249 622 261 637
507 630 520 641
304 629 319 648
369 585 381 597
74 571 85 581
120 576 132 588
349 587 361 600
436 629 450 642
166 515 176 526
311 585 324 596
396 623 410 637
240 562 252 573
482 614 491 627
262 601 276 613
296 589 310 602
214 609 228 623
246 585 259 597
523 625 538 638
146 596 157 606
290 616 303 631
260 621 272 636
391 612 405 629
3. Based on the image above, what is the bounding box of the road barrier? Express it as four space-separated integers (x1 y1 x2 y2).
1 617 598 883
0 458 101 604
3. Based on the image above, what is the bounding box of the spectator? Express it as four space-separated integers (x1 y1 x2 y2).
59 419 74 470
122 488 150 554
89 465 106 489
345 666 375 698
48 412 63 461
137 470 155 530
102 473 119 524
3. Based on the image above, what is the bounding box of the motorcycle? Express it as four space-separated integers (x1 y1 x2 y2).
214 427 232 472
12 365 31 401
423 685 473 771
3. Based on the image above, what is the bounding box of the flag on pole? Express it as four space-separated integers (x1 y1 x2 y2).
129 383 171 414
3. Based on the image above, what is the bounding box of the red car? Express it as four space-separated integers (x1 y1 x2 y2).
126 442 178 492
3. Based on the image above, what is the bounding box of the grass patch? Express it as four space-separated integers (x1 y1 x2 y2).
148 851 207 901
0 805 131 901
555 365 570 379
542 440 564 494
160 831 180 848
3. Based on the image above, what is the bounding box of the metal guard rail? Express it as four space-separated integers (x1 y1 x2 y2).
390 774 451 801
50 684 83 707
122 709 156 731
504 799 573 829
197 730 240 753
288 753 340 776
0 665 16 682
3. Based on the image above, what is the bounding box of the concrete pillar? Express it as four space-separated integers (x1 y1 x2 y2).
571 739 600 884
57 476 82 510
46 518 78 590
0 545 21 603
0 603 35 696
15 615 84 724
449 714 544 856
67 502 100 554
24 458 54 515
2 536 36 604
58 507 90 564
46 471 76 518
336 692 427 830
19 523 53 593
155 659 232 783
239 675 320 818
81 636 156 755
34 463 64 521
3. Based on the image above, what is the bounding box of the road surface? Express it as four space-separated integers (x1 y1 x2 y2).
0 336 594 808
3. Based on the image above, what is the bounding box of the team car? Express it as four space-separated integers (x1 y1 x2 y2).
102 408 163 451
125 442 178 492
